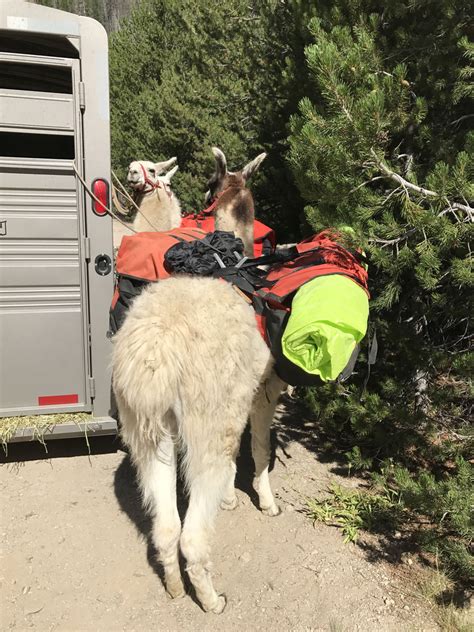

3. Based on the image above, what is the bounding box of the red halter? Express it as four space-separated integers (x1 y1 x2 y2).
137 162 174 199
201 186 231 215
138 163 163 193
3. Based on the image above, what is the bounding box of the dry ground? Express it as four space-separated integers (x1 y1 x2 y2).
1 399 441 632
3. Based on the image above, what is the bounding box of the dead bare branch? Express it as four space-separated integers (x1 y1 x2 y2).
370 150 474 221
369 228 417 246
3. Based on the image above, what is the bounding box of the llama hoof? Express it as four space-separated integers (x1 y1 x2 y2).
209 594 227 614
166 580 186 600
261 503 281 517
220 496 238 511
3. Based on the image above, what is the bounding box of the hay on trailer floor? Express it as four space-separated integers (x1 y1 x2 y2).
0 412 93 453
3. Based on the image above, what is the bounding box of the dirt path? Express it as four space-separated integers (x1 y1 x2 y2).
1 399 439 632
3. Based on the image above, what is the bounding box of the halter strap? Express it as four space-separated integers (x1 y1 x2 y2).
138 163 162 193
190 186 232 218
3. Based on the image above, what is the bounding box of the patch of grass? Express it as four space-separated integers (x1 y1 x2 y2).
328 619 347 632
417 567 473 632
0 412 93 454
305 483 403 543
306 458 474 593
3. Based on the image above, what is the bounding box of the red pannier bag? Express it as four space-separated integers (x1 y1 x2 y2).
109 227 206 334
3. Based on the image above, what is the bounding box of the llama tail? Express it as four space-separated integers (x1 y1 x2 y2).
112 325 184 444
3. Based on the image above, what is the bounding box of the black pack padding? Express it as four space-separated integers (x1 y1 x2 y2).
165 231 245 275
264 308 325 386
109 276 150 335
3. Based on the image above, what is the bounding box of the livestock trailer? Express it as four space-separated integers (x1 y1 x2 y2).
0 1 117 441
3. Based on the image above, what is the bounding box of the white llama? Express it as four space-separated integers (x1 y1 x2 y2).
112 278 284 613
127 157 182 232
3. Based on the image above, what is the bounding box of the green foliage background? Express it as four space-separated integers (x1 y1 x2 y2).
287 0 473 593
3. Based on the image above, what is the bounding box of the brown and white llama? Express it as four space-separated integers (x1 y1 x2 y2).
205 147 266 257
127 157 181 232
112 148 284 615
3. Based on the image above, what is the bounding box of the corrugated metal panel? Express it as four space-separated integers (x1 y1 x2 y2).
0 155 88 415
0 286 81 311
0 89 74 133
0 188 78 238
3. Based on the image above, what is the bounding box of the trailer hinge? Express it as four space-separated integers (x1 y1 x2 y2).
88 376 96 399
79 82 86 111
83 236 91 261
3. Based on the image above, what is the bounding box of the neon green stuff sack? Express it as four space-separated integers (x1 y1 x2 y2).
281 275 369 382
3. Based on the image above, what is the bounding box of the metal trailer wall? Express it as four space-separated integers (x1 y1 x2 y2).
0 1 116 437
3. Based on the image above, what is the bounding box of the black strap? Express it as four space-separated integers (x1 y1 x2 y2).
214 245 364 305
238 242 366 271
213 266 275 295
238 245 308 270
170 234 187 243
360 326 378 401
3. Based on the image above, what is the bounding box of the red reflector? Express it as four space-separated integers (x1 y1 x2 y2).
38 394 79 406
92 178 109 216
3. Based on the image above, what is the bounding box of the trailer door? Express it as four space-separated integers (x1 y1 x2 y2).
0 52 91 416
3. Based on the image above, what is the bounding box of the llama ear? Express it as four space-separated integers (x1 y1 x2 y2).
242 152 266 181
161 165 179 184
154 156 177 175
211 147 227 178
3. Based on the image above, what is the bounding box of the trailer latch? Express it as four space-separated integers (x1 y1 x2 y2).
95 254 112 276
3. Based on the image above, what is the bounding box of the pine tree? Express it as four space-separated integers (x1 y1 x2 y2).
288 0 473 587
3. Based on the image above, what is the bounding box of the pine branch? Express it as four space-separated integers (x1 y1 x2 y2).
370 150 474 220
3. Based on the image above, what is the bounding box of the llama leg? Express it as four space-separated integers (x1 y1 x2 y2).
180 462 235 613
138 435 184 599
249 371 285 516
220 454 238 511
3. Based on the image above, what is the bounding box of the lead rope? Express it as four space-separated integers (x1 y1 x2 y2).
111 171 142 215
111 169 162 232
72 162 138 234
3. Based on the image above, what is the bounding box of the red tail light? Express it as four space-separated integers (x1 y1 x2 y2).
92 178 109 216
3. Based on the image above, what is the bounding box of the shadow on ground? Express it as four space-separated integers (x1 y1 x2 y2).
0 434 121 464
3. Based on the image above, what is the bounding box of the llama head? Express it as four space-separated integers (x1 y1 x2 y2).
127 157 178 191
204 147 266 204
